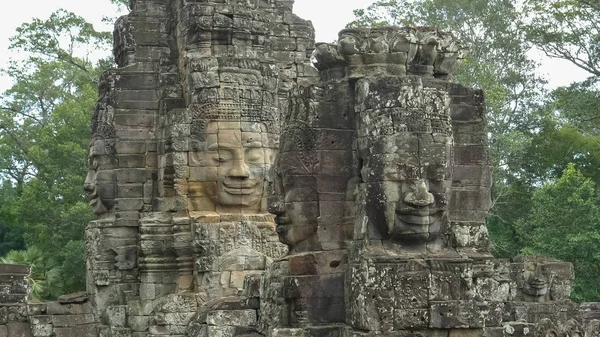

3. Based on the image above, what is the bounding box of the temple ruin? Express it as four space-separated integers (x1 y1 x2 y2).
1 0 599 336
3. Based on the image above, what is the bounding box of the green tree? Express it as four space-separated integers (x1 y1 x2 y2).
0 181 25 256
0 9 114 295
520 122 600 185
516 164 600 302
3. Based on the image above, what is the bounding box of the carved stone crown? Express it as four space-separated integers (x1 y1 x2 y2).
190 102 278 123
189 101 279 143
325 26 467 79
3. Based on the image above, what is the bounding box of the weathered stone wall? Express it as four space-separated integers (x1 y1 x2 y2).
28 293 97 337
0 266 99 337
83 0 319 336
0 264 31 337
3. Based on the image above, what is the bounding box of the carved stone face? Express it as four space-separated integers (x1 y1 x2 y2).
84 140 117 216
510 258 573 303
522 272 550 299
190 121 273 213
271 178 319 252
356 79 453 248
362 130 452 247
267 122 321 252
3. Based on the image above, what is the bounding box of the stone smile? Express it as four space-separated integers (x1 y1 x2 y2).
222 181 258 195
396 209 442 225
397 214 436 225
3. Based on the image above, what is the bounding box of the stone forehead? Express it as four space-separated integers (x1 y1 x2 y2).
89 139 116 157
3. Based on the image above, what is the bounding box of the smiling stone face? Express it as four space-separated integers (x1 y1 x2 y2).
84 139 118 216
189 121 275 214
355 76 453 250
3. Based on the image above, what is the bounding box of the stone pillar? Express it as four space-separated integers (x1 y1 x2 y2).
260 42 355 336
85 1 173 336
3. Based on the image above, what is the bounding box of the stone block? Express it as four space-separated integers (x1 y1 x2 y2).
0 265 30 275
449 329 484 337
230 271 248 289
117 154 146 168
46 302 69 315
116 169 148 183
429 301 485 329
72 325 98 336
118 184 144 198
206 310 257 327
207 325 236 337
6 322 32 337
116 198 144 211
162 312 196 326
395 308 429 330
395 272 430 309
451 104 485 122
454 145 489 165
31 323 53 337
450 189 492 211
51 314 95 327
106 306 127 327
271 328 306 337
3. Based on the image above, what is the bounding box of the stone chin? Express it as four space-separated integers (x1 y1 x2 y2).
275 216 317 251
211 179 264 208
390 210 445 245
85 183 116 216
89 196 107 215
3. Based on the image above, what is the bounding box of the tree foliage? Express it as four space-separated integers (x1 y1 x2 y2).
516 165 600 302
523 0 600 76
0 9 114 298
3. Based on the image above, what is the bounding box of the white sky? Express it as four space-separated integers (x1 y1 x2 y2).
0 0 590 92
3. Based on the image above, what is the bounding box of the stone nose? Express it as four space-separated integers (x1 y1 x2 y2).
83 170 95 192
228 159 250 178
404 179 434 207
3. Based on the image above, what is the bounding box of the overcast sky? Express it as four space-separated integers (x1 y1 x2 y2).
0 0 589 91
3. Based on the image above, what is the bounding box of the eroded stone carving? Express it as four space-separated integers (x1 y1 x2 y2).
355 76 453 249
78 3 600 337
187 104 277 214
510 256 574 303
85 72 117 217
